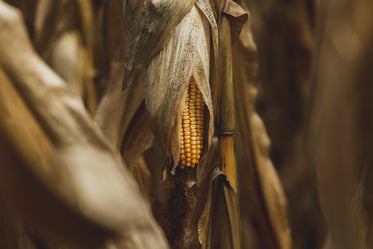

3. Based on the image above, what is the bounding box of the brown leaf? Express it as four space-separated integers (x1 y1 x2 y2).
0 67 109 248
122 0 195 89
222 0 248 44
121 102 154 169
198 168 241 249
96 66 145 149
197 138 241 249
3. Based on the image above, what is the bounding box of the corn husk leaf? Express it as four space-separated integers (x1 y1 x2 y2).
222 0 248 44
195 0 218 64
198 163 241 249
211 0 248 47
194 138 240 249
195 0 219 118
145 3 215 174
122 0 195 89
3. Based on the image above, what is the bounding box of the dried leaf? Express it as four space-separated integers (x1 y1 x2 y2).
222 0 248 44
121 102 154 169
251 113 292 249
195 0 219 118
96 66 145 149
0 67 109 247
197 138 240 249
122 0 195 89
198 168 240 249
95 1 146 147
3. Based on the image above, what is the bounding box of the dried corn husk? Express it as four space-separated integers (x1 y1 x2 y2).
192 138 240 249
199 168 240 249
122 0 195 89
221 0 248 44
145 3 215 174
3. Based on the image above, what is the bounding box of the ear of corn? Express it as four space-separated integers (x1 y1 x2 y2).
144 4 214 174
179 77 204 169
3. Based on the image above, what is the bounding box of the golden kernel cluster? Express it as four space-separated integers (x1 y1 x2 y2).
179 78 204 169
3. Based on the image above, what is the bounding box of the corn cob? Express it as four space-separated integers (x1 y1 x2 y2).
179 77 204 169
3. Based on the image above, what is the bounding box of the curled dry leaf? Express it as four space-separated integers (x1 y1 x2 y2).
222 0 248 44
122 0 195 89
196 138 241 249
145 2 215 174
198 168 240 249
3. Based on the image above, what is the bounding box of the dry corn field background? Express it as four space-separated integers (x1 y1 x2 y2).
1 0 373 249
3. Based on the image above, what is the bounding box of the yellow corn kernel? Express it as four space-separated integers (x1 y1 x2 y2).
178 77 204 169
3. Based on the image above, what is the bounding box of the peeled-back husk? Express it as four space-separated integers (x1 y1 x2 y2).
145 3 215 174
122 0 195 90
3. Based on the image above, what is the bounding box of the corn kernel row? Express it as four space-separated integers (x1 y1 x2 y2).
179 78 204 169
